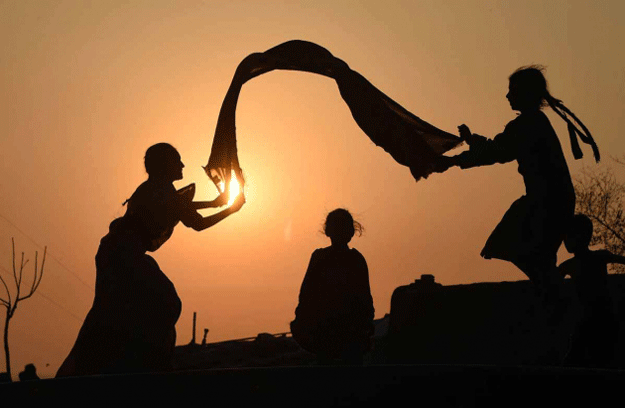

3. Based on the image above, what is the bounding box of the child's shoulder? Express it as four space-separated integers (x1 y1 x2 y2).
311 247 328 257
585 249 613 263
349 248 367 263
349 247 364 256
593 249 612 257
314 247 366 261
560 250 612 272
558 256 579 273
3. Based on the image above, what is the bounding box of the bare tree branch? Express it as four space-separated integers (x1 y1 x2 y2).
0 272 11 306
2 238 47 379
18 254 27 290
587 213 625 246
574 160 625 273
16 250 45 302
34 248 46 293
11 238 16 284
28 251 38 295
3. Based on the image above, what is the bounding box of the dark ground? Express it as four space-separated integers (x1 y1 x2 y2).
4 275 625 405
3 364 624 407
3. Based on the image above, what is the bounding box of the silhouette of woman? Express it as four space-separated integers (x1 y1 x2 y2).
56 143 245 377
290 209 374 364
437 66 599 310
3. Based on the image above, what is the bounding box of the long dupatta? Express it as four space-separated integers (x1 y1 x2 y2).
204 40 463 193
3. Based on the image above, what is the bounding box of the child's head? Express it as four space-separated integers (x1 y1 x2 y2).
564 214 594 253
323 208 363 246
507 65 551 111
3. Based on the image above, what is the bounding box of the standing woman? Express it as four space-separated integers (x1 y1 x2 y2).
438 66 599 309
57 143 245 377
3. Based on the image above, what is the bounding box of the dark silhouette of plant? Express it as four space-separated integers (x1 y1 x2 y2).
574 158 625 273
0 238 46 381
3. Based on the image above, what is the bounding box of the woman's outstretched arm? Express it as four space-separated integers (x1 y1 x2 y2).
180 193 245 231
190 193 229 210
176 183 229 210
452 123 519 169
433 122 519 173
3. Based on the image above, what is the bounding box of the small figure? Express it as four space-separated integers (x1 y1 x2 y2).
559 214 624 367
290 209 374 365
18 363 39 381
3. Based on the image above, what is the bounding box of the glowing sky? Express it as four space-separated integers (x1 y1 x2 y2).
1 0 624 378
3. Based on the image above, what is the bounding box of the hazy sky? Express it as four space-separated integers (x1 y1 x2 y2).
1 0 624 378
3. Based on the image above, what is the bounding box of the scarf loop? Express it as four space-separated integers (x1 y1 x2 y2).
204 40 463 192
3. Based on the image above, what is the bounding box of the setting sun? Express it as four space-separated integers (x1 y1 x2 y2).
218 172 242 206
2 0 623 381
227 177 241 206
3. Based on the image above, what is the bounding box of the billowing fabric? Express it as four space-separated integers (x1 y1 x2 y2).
204 40 463 192
56 180 188 377
291 246 374 357
454 109 575 264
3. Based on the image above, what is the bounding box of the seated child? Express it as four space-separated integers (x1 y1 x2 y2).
558 214 624 367
291 209 375 364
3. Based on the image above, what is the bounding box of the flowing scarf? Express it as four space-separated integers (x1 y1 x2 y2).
547 98 600 162
204 40 463 193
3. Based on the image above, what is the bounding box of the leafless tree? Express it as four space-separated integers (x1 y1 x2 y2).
0 238 46 381
573 157 625 273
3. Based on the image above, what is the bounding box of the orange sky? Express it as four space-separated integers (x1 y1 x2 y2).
1 0 624 379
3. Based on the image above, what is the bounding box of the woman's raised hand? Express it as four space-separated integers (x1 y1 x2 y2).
458 124 487 147
229 192 246 213
458 124 472 141
212 192 229 207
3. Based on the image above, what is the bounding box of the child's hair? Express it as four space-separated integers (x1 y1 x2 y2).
323 208 363 242
509 65 599 162
509 65 552 109
568 213 594 248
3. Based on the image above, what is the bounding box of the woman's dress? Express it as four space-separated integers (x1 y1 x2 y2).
454 110 575 265
56 180 190 376
290 246 374 357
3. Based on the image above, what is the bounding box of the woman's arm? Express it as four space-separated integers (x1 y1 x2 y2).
601 250 625 265
190 193 229 210
180 193 245 231
447 121 520 170
352 252 374 321
177 183 228 210
298 250 323 303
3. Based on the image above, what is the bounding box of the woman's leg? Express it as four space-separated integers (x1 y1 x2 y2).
513 255 567 320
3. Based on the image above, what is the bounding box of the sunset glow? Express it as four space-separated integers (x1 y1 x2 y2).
1 0 623 379
227 176 241 206
218 172 242 206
